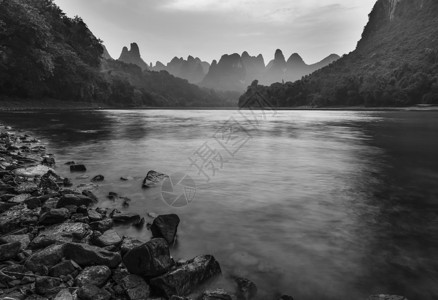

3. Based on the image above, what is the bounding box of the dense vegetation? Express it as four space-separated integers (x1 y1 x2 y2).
239 0 438 107
0 0 237 107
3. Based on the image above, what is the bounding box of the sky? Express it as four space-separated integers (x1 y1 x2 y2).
53 0 377 65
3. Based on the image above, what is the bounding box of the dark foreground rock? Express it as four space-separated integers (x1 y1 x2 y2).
234 277 257 300
150 254 222 298
150 214 180 245
142 170 168 188
122 238 172 277
25 244 65 274
31 222 90 249
56 194 94 208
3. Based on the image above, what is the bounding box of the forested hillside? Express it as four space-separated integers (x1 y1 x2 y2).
239 0 438 108
0 0 236 107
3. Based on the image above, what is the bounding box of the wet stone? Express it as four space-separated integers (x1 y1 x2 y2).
93 229 122 247
49 260 78 277
25 244 65 274
39 208 70 225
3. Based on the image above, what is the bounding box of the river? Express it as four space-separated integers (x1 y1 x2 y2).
1 109 438 300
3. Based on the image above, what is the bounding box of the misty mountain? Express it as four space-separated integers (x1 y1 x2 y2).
239 0 438 107
200 50 339 92
118 43 149 71
151 56 210 84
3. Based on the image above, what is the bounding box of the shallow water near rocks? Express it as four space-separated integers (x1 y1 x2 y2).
1 109 438 300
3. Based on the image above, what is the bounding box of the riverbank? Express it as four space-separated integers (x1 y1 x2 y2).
1 96 438 111
0 123 409 300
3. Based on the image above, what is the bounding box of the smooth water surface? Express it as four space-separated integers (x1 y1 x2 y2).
1 109 438 300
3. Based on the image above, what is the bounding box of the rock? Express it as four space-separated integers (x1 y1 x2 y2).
70 164 86 172
91 175 104 182
147 212 158 218
77 284 111 300
150 255 222 298
63 178 73 187
53 289 73 300
201 289 232 300
278 296 294 300
76 265 111 287
43 197 59 209
35 276 62 296
39 208 70 225
56 194 94 208
0 204 39 234
111 210 141 224
25 244 65 274
14 165 52 177
39 171 60 193
170 297 192 300
122 238 172 277
31 223 90 249
24 197 42 209
0 234 31 251
49 260 78 277
121 274 150 300
15 183 38 194
233 277 257 300
64 161 75 166
64 242 122 268
41 157 55 167
0 201 18 213
87 209 103 222
0 241 21 261
150 214 180 245
93 229 122 247
82 190 98 202
142 170 168 188
120 237 143 256
368 296 408 300
8 193 32 204
90 219 114 233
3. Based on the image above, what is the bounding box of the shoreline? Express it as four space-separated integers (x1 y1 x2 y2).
0 123 409 300
1 97 438 112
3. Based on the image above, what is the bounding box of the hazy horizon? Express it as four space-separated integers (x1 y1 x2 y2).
54 0 376 65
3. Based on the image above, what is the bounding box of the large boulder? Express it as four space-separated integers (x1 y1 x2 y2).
122 238 172 277
142 170 168 188
77 284 111 300
39 208 70 225
150 214 180 245
121 274 150 300
150 255 222 298
25 244 65 274
31 223 90 249
75 265 111 287
64 242 121 268
56 194 94 208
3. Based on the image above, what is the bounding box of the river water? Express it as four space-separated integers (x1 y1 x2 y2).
1 109 438 300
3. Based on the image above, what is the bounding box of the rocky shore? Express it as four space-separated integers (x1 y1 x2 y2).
0 123 408 300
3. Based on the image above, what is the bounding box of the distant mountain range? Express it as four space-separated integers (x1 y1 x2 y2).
110 44 339 92
238 0 438 107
